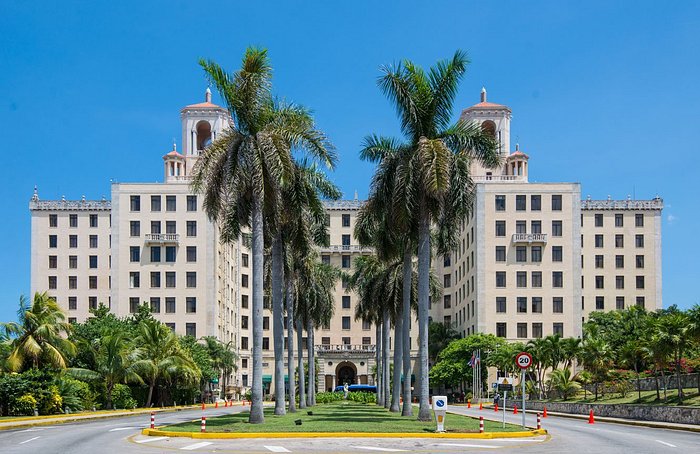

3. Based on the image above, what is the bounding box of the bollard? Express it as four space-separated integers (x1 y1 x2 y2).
537 412 542 430
479 402 483 411
543 406 548 418
201 402 206 411
588 409 595 424
479 416 484 433
467 400 471 409
150 412 155 429
513 404 518 415
201 416 206 432
494 403 498 412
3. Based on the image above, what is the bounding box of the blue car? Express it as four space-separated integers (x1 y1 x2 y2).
334 384 377 393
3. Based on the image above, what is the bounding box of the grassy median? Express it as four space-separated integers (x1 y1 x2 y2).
163 402 522 433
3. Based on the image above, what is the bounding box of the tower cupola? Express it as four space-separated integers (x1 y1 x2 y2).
505 143 529 181
163 142 186 183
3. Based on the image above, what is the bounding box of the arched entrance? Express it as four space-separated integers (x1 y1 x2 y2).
336 361 357 386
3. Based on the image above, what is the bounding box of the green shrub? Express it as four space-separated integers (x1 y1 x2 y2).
37 385 63 415
316 392 344 404
347 391 377 404
112 384 138 409
57 377 92 411
13 394 37 416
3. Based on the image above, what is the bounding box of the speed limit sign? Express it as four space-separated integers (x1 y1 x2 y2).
515 352 532 369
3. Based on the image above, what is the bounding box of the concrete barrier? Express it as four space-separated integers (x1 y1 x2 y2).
525 401 700 425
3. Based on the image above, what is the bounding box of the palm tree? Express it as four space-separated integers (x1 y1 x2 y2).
655 311 692 404
374 50 500 420
132 320 200 407
619 340 646 402
526 338 549 399
560 337 582 370
192 49 335 423
550 368 581 400
3 292 76 372
428 322 460 364
201 337 238 401
579 336 613 401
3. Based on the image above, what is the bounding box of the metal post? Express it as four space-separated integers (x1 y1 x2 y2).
150 412 155 429
502 390 507 428
521 369 526 428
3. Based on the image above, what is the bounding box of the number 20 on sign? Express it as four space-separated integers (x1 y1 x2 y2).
516 352 532 369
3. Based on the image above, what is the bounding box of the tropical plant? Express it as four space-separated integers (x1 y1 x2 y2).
2 293 76 371
655 309 693 404
370 50 500 419
549 368 581 400
578 336 613 401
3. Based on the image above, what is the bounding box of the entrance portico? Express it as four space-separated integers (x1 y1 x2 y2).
316 344 376 392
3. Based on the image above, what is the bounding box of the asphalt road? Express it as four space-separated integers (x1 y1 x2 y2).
0 405 697 453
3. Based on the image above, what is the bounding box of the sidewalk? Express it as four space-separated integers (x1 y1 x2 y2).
0 402 244 431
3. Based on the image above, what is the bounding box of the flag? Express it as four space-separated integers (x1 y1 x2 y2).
468 353 475 368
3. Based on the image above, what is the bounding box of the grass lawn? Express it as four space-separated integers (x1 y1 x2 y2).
164 402 522 433
555 388 700 406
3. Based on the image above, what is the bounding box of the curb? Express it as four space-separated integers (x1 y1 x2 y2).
139 428 548 440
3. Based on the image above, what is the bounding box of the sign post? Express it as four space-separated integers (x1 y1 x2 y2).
432 395 448 433
515 352 532 429
496 377 512 428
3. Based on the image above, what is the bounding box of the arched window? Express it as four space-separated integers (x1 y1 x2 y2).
481 120 497 138
196 121 212 151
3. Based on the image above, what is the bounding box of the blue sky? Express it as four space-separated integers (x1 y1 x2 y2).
1 1 698 322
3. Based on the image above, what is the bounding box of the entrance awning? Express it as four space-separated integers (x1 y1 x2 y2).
262 375 272 383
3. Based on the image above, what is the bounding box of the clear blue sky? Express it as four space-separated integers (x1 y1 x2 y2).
1 1 698 323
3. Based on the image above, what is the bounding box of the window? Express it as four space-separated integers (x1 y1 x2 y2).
635 214 644 227
129 271 140 288
616 255 624 268
130 246 140 262
553 323 564 337
552 271 563 288
242 274 249 288
636 255 644 268
263 317 270 330
240 253 249 268
150 246 161 262
362 337 371 345
517 297 527 313
362 319 371 330
443 274 451 288
552 220 563 237
496 322 507 338
187 195 197 212
342 295 351 309
130 195 140 212
129 297 140 313
551 195 562 211
342 214 351 227
595 214 603 227
342 255 351 268
165 271 176 288
68 255 78 268
48 276 57 289
342 316 351 330
516 220 527 233
186 297 197 313
68 297 77 310
616 276 624 289
185 323 196 337
47 255 58 269
165 246 176 262
241 315 249 329
164 297 175 314
636 276 645 289
596 296 605 310
532 272 542 288
187 221 197 237
615 234 624 248
516 246 527 262
342 234 351 247
186 272 197 288
151 220 161 235
88 214 98 228
321 255 330 265
69 214 78 227
130 221 140 237
69 235 78 248
531 195 541 211
553 297 563 313
595 275 604 289
496 271 506 288
88 255 97 269
495 246 506 262
187 246 197 262
166 221 176 234
69 276 78 289
594 234 604 248
531 220 542 234
89 277 98 289
151 272 161 288
151 195 161 212
517 271 527 288
495 195 506 211
635 234 644 248
49 214 57 227
516 195 526 211
532 297 543 313
150 297 161 313
595 255 604 268
89 235 98 248
495 221 506 237
517 323 528 338
615 213 624 227
636 296 645 308
166 195 176 211
443 254 451 267
531 246 542 263
616 296 625 310
496 297 506 313
49 235 57 248
165 323 175 332
241 294 249 308
532 323 543 339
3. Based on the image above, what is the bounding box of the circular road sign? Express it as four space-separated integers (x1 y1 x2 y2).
516 352 533 369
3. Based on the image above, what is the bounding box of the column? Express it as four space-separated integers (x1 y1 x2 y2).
332 374 336 389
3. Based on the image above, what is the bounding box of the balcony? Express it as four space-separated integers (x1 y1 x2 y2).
316 344 376 354
145 233 180 244
319 245 374 254
511 233 548 244
473 174 526 183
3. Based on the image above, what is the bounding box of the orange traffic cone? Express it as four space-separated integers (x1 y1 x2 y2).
543 406 548 418
243 400 246 406
588 409 595 424
494 403 498 412
215 401 219 409
513 404 518 415
467 400 471 409
479 402 483 410
201 402 205 411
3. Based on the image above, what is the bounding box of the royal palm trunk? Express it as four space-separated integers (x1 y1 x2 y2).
249 196 265 423
271 236 286 415
417 211 431 421
383 308 391 409
306 320 316 406
286 280 296 412
402 248 413 416
376 323 383 406
391 310 403 412
297 319 306 409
